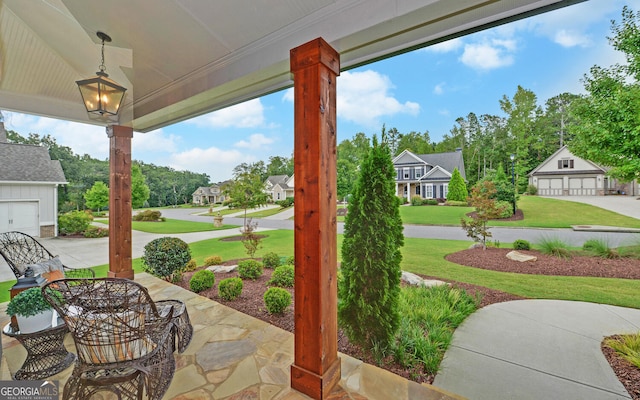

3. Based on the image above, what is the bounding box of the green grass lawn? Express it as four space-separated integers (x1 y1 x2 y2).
244 206 291 218
131 218 238 233
399 196 640 229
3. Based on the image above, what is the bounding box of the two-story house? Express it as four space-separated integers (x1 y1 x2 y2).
393 149 466 200
264 175 295 202
192 185 225 205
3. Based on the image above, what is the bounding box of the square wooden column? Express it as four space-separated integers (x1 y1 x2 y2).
107 125 134 279
290 38 341 400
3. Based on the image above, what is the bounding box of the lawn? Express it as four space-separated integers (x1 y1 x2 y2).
131 218 238 233
399 196 640 229
46 230 639 309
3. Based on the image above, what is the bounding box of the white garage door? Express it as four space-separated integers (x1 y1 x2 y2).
538 178 563 196
0 202 39 236
569 178 596 196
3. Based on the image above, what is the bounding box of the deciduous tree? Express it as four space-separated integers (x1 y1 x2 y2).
83 181 109 212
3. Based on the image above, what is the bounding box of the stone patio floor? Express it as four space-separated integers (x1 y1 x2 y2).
0 273 464 399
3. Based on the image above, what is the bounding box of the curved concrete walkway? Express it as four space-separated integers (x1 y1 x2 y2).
433 300 640 400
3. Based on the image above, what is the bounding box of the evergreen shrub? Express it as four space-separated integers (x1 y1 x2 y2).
133 210 164 222
184 259 198 271
268 265 295 287
142 237 191 280
218 278 243 300
189 270 215 293
58 210 92 235
204 255 223 266
237 259 263 280
513 239 531 250
264 287 292 314
83 225 109 238
262 252 281 268
446 168 468 202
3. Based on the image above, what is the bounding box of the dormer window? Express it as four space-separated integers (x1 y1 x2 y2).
558 159 574 169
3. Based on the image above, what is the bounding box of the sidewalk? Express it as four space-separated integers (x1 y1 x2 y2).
433 300 640 400
0 225 273 283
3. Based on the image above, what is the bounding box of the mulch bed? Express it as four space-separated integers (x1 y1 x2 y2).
173 251 640 395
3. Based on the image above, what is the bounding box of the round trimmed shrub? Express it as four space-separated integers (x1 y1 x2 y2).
495 200 514 219
218 277 243 300
204 255 223 266
190 270 215 293
513 239 531 251
268 265 294 287
142 237 191 280
184 259 198 272
237 259 263 280
133 210 163 221
264 287 292 314
262 252 281 269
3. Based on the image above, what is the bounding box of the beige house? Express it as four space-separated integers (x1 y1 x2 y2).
528 146 638 196
191 185 225 205
264 175 294 202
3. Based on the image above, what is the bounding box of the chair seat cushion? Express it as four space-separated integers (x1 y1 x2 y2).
25 256 65 281
68 310 155 364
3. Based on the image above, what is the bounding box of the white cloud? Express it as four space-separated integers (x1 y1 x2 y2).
425 38 464 53
282 88 294 102
334 70 420 127
168 147 256 183
234 133 274 149
460 40 515 70
186 98 265 128
4 112 109 158
553 29 592 48
433 82 446 95
132 129 179 154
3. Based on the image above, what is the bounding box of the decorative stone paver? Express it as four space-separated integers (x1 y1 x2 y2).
0 272 465 400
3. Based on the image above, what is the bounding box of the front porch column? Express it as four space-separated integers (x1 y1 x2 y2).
290 38 341 399
107 125 134 279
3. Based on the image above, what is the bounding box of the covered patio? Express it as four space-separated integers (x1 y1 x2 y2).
0 273 462 399
0 1 585 398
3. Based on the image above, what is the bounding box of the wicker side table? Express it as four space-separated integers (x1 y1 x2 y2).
155 299 193 353
3 318 76 380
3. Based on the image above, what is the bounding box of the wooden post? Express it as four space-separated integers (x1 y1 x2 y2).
290 38 340 400
107 125 134 279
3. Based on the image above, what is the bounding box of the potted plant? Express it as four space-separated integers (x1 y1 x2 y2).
6 287 54 333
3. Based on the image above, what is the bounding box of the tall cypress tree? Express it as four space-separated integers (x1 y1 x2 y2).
338 135 404 350
446 168 468 202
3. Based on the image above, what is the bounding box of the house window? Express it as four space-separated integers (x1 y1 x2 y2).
277 193 281 200
403 168 410 179
414 167 422 178
425 185 433 198
443 184 449 198
416 185 421 195
558 159 574 169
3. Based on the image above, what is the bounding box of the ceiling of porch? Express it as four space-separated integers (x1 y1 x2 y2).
0 0 585 132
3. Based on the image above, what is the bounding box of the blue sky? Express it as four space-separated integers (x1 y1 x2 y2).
3 0 633 183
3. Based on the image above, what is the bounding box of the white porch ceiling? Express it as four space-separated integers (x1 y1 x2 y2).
0 0 585 132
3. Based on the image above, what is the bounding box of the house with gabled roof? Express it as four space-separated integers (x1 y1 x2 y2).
528 146 638 196
393 149 466 200
0 122 67 237
264 174 294 202
192 184 225 205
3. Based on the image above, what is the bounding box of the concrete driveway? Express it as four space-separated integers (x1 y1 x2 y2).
543 195 640 220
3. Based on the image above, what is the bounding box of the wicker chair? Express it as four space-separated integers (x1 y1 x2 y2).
42 278 176 400
0 231 95 279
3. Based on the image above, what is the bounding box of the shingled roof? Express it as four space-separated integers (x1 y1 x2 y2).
418 151 466 179
0 142 67 183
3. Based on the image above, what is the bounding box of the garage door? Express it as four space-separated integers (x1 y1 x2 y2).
569 178 596 196
0 202 39 236
538 178 563 196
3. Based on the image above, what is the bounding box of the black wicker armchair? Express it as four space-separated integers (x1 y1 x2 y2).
42 278 176 400
0 231 95 279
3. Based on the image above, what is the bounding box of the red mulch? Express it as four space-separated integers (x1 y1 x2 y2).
173 251 640 395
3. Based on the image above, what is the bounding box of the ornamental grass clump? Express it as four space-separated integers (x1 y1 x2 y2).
218 277 243 300
605 334 640 369
583 238 618 259
237 259 263 280
537 236 572 259
264 287 292 314
142 237 191 281
189 270 215 293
